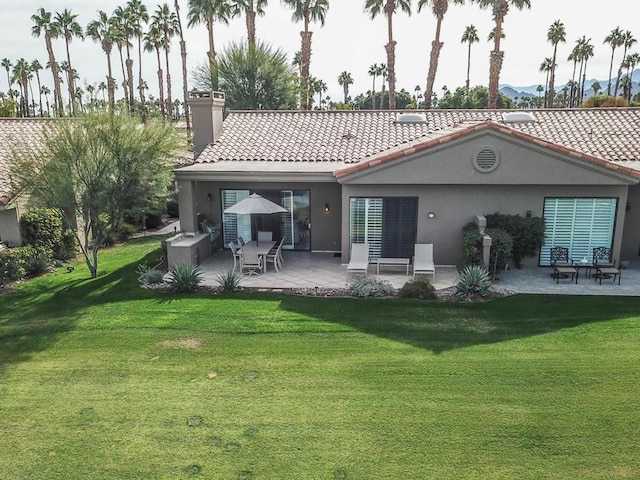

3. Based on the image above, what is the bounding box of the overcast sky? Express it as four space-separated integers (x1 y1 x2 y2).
1 0 637 106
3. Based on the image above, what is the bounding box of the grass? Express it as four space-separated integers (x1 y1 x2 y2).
1 237 639 479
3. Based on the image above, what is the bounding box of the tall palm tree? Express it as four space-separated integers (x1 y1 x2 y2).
578 38 594 103
174 0 191 133
310 76 327 109
187 0 233 91
127 0 150 120
232 0 268 47
368 63 381 109
338 71 354 104
461 24 479 92
31 8 64 115
364 0 412 110
110 14 130 106
144 24 166 118
30 60 44 116
418 0 464 109
12 59 31 116
53 9 83 115
567 37 583 107
614 30 636 98
151 4 179 121
41 85 51 116
86 10 116 111
546 19 565 108
282 0 329 110
538 57 552 106
473 0 531 109
625 52 640 101
379 63 388 108
1 59 12 97
98 81 107 103
113 6 136 111
604 27 624 96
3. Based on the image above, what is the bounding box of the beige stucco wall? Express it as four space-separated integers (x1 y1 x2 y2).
620 184 640 261
0 206 21 246
179 180 342 252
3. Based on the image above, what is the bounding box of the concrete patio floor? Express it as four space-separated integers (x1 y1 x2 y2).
197 249 640 296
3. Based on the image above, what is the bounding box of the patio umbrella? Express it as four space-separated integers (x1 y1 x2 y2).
223 193 287 245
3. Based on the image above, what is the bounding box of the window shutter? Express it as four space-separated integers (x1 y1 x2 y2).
221 190 251 246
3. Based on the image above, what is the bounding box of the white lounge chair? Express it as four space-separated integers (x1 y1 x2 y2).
413 243 435 280
347 243 370 277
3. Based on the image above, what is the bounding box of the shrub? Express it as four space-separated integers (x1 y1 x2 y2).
57 229 78 261
456 265 491 297
349 277 395 298
21 246 53 276
0 249 26 285
104 222 139 246
166 198 179 218
144 213 164 230
462 223 484 267
398 278 437 300
216 270 243 292
136 263 165 285
486 213 545 268
486 227 513 277
167 262 203 293
20 208 74 260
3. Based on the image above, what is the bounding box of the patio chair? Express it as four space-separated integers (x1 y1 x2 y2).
269 237 286 266
347 243 370 276
258 231 272 242
241 244 262 275
238 236 246 247
592 246 620 284
265 239 284 272
229 242 242 272
413 243 435 280
550 246 577 284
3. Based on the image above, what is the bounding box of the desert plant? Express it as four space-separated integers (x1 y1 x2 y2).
167 262 203 293
456 265 491 297
136 263 165 285
216 270 243 292
349 277 395 298
398 278 437 300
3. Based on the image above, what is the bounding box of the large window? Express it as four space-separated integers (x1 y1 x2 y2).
349 197 418 260
539 197 617 265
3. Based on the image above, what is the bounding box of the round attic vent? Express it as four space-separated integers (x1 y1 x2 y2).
473 146 500 173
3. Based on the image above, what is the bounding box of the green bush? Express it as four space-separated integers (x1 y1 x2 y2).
216 270 243 292
167 262 203 293
398 278 437 300
462 223 484 267
166 198 179 218
21 246 53 276
486 213 545 268
486 227 513 276
456 265 491 297
104 222 139 246
349 277 395 298
57 229 78 261
0 249 26 285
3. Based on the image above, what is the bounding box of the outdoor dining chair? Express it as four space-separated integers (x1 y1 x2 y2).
228 242 242 272
241 244 262 275
258 231 273 242
238 236 246 247
265 239 284 272
550 246 577 284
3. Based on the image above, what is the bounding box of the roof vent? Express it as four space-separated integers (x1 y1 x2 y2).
473 146 500 173
502 112 536 123
396 112 427 124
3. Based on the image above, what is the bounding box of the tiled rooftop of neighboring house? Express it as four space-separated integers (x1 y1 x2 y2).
192 108 640 176
0 118 52 206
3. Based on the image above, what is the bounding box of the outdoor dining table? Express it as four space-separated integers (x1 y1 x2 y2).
240 240 276 273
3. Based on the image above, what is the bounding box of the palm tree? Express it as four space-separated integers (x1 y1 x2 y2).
114 6 136 110
282 0 329 110
461 25 479 92
110 14 130 106
53 9 83 115
364 0 412 110
379 63 388 108
174 0 191 132
232 0 268 47
418 0 464 109
591 80 602 96
625 52 640 101
31 8 64 115
538 57 552 107
187 0 233 91
604 27 624 95
473 0 531 109
338 71 354 104
128 0 150 118
1 59 12 97
310 76 327 109
546 19 565 108
12 59 31 116
413 84 421 107
577 37 594 104
87 11 116 111
30 60 44 116
614 31 636 98
144 24 166 118
41 85 51 116
151 4 179 121
368 63 381 109
98 81 107 103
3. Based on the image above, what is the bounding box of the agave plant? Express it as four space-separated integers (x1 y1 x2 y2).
167 262 203 293
216 270 243 292
456 265 491 297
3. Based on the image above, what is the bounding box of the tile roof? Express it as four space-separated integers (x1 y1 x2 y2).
192 108 640 178
0 118 52 206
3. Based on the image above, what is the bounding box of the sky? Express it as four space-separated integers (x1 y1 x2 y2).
0 0 637 107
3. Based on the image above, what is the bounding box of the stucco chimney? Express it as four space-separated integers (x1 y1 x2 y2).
187 91 225 158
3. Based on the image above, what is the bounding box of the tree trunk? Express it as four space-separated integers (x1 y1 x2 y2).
300 30 313 110
607 49 615 95
164 45 173 121
126 56 135 111
106 53 115 111
45 33 64 116
424 9 445 110
156 48 165 118
247 10 256 47
384 1 396 109
488 7 506 109
466 42 472 92
118 47 129 107
64 37 76 115
174 0 190 134
547 45 558 108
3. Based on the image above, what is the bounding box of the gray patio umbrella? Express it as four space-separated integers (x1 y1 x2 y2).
223 193 287 245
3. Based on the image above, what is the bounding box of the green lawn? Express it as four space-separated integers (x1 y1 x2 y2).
1 238 639 479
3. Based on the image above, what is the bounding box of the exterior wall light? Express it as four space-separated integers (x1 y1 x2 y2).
324 203 330 213
427 212 435 219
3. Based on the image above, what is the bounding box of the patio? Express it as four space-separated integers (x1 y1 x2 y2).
197 248 640 296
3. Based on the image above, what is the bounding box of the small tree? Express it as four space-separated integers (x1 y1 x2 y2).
11 111 181 278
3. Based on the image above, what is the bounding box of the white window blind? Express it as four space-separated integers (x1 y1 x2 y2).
221 190 251 246
540 198 617 265
349 198 383 260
